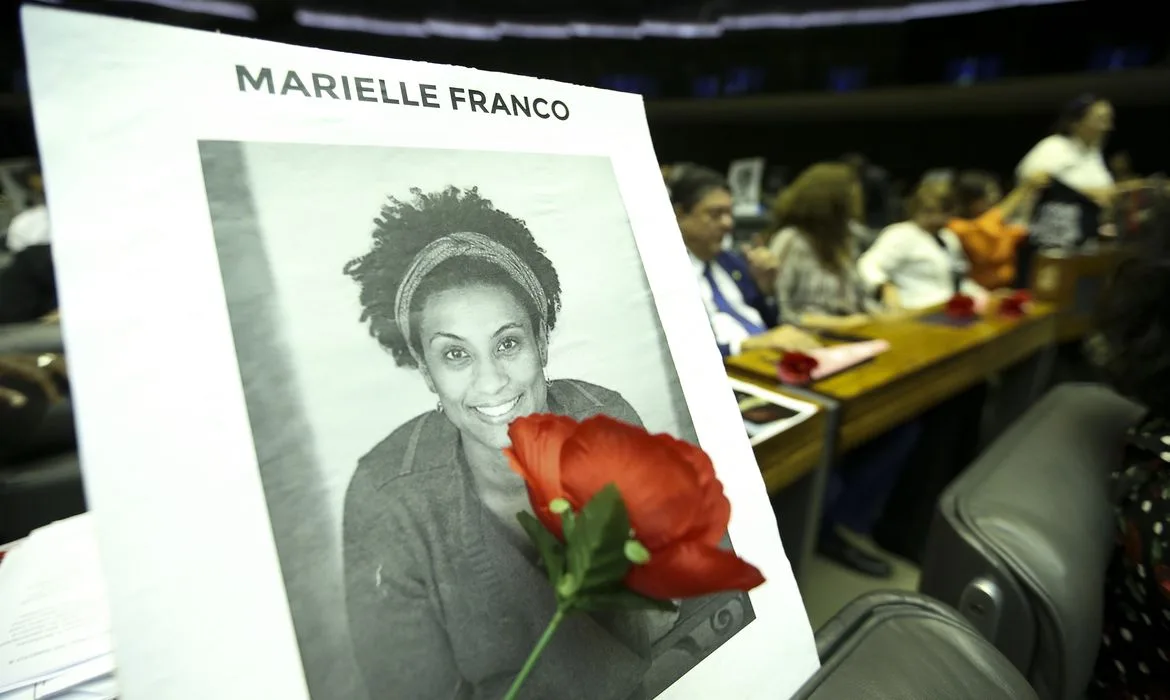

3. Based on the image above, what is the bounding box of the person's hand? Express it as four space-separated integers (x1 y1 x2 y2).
0 355 64 404
799 313 869 331
741 245 779 291
873 307 913 322
741 325 822 353
1024 171 1051 190
879 283 902 311
0 386 28 408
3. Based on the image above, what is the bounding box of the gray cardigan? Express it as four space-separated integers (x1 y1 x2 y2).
344 379 650 699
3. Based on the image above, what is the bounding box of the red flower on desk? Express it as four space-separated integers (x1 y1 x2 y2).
997 290 1031 319
777 351 819 386
945 294 977 320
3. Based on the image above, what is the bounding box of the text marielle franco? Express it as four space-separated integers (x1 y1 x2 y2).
236 65 571 121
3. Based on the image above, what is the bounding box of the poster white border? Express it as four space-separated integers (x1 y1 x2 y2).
20 7 819 699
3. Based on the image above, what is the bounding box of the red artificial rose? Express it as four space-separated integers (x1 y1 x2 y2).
777 351 819 386
998 290 1031 319
505 414 765 600
945 294 976 319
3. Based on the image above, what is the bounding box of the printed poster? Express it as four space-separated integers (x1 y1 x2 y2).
21 7 818 700
727 157 765 218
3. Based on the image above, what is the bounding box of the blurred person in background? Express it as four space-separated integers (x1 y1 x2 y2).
768 161 922 577
0 165 57 324
949 170 1050 290
768 162 883 329
667 163 819 357
1016 96 1128 276
1017 95 1114 207
4 165 49 253
858 180 986 310
1084 197 1170 699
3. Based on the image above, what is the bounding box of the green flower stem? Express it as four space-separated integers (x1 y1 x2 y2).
502 604 570 700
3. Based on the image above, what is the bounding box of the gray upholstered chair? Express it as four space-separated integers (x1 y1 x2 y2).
797 591 1037 699
919 383 1143 700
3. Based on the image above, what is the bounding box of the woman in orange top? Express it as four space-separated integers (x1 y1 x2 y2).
949 170 1049 289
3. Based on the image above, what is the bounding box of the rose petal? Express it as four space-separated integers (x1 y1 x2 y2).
505 414 577 511
559 415 702 548
692 479 733 547
667 441 731 547
625 540 765 599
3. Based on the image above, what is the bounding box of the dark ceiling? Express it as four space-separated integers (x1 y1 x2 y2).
243 0 926 22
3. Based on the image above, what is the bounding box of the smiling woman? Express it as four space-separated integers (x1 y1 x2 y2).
340 186 656 699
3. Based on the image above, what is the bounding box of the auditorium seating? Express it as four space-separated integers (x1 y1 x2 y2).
797 591 1037 699
918 383 1143 699
0 321 84 543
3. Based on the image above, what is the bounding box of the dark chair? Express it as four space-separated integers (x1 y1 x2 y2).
919 383 1143 700
0 322 83 543
796 591 1037 699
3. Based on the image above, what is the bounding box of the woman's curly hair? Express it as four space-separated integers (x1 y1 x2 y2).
342 186 562 369
1090 195 1170 416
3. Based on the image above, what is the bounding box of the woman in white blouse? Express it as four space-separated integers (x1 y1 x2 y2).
1016 95 1115 207
858 180 986 310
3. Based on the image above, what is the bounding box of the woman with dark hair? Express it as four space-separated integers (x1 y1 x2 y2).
1086 197 1170 698
768 162 876 328
341 186 669 699
766 162 921 577
1017 94 1115 207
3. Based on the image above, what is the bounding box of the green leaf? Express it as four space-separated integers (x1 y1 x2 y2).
573 589 679 613
517 511 565 586
563 483 634 595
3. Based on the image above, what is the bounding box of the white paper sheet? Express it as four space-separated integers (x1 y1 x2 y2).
21 6 820 700
0 673 117 700
0 517 112 695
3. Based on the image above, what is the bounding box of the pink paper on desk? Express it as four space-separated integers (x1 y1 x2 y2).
808 340 891 380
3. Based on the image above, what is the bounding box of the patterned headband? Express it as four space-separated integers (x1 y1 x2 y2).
394 231 549 362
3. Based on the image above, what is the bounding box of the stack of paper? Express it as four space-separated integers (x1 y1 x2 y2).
0 515 118 700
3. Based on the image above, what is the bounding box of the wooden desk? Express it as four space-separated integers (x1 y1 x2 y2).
1030 246 1132 342
728 306 1057 453
746 387 837 580
752 393 828 494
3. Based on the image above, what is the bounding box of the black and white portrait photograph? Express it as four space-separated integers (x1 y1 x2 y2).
197 142 756 700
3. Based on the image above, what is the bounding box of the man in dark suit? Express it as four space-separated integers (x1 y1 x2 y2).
666 163 817 357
